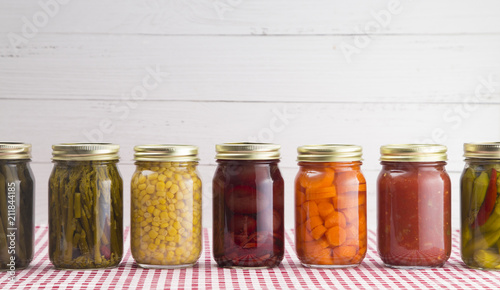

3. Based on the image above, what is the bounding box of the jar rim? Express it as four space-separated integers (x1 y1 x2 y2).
0 142 31 160
134 144 199 162
297 144 362 162
52 143 119 161
380 144 447 162
215 142 281 160
464 142 500 159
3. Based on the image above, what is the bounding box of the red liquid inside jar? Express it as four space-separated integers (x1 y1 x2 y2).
213 160 284 268
377 161 451 268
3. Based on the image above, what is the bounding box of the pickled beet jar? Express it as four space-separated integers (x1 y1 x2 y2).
295 145 367 268
377 144 451 268
213 143 284 268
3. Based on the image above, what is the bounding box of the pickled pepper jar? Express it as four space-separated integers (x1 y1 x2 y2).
49 143 123 269
0 143 35 271
461 142 500 270
377 144 451 268
295 145 367 268
213 143 284 268
130 145 202 268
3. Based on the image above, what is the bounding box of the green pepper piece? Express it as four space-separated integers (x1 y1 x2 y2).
464 229 500 257
461 167 476 218
479 194 500 232
468 172 490 224
74 192 82 219
474 249 500 269
475 169 498 227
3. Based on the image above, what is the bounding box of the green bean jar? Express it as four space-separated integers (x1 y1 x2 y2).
49 143 123 269
461 142 500 270
0 143 34 271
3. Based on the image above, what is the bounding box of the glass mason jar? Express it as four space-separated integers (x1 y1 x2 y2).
0 143 34 271
49 143 123 269
461 142 500 270
213 143 284 268
377 144 451 268
295 145 367 268
130 145 202 268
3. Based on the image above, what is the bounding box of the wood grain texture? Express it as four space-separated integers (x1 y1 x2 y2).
1 100 498 171
1 34 500 103
1 0 500 35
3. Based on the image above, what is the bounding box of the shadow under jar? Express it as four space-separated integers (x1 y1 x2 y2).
49 143 123 269
377 144 451 269
295 145 367 268
461 142 500 270
130 145 202 269
213 143 284 268
0 143 35 271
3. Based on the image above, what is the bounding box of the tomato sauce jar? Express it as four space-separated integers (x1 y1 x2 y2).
212 143 284 268
377 144 451 268
295 145 367 268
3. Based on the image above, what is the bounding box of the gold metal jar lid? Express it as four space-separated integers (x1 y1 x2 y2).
380 144 447 162
52 143 120 161
0 142 32 160
464 142 500 159
134 144 199 162
297 144 362 162
215 142 281 160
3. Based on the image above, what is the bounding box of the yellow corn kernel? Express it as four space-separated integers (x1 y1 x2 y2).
156 182 165 191
160 222 169 228
174 174 182 181
140 221 148 227
173 221 181 230
179 181 186 190
157 235 166 241
151 166 160 171
139 175 147 184
158 174 167 182
151 200 159 206
159 198 166 204
170 184 179 194
175 248 184 256
148 243 157 251
169 212 177 219
168 204 176 211
147 206 155 214
176 192 184 200
146 217 153 223
157 190 167 197
149 230 159 239
146 185 155 194
167 251 175 259
165 236 174 242
153 209 161 217
165 180 173 188
152 222 160 227
176 201 185 210
160 211 169 220
174 235 181 243
159 243 166 250
158 204 167 211
166 192 175 199
168 228 178 236
165 171 173 178
148 173 159 180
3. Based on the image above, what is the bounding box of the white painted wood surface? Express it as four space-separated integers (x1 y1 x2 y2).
1 0 500 229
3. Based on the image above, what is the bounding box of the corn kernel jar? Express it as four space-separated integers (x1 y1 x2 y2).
131 145 202 268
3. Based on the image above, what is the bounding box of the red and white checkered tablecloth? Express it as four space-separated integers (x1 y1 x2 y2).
1 226 500 289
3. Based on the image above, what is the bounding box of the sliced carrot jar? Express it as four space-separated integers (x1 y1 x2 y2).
294 144 367 268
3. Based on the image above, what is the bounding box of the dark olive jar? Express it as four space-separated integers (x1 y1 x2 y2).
0 143 35 271
213 143 284 268
49 143 123 269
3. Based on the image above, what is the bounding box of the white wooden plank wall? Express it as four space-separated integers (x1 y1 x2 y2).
1 0 500 230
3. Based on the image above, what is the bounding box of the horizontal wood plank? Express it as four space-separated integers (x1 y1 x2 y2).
1 100 498 171
1 34 500 103
0 0 499 35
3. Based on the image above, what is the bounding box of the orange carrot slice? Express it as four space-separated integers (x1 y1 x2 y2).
305 216 323 231
317 202 334 219
296 190 306 205
306 186 336 200
296 224 314 242
311 225 327 240
332 192 360 209
302 201 319 217
333 246 357 260
325 226 347 247
345 224 358 240
299 168 334 189
341 207 359 224
324 211 346 228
